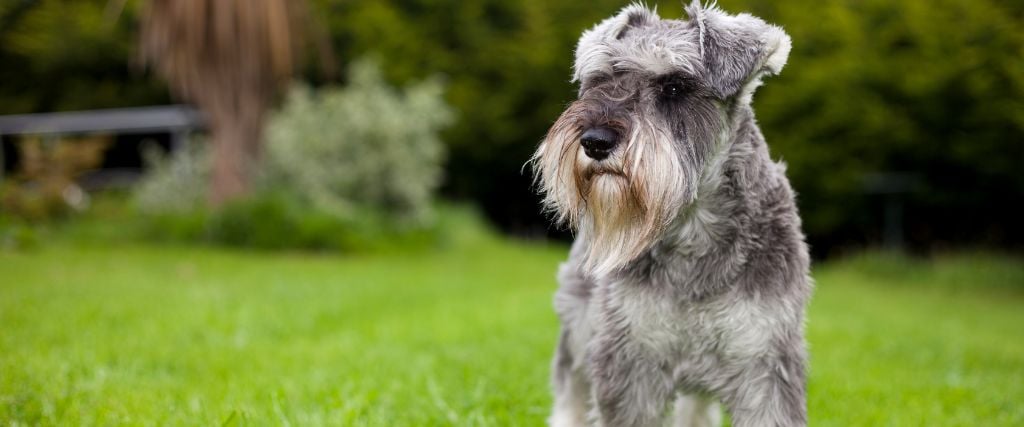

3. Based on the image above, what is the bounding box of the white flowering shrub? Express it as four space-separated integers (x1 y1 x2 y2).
263 59 453 222
134 140 209 214
132 60 453 250
135 59 452 226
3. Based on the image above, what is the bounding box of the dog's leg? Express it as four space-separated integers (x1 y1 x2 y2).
672 394 721 427
725 353 807 427
550 329 591 427
588 333 674 427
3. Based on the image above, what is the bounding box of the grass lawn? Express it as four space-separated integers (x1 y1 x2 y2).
1 228 1022 425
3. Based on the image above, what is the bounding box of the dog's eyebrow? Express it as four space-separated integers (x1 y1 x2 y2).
653 72 697 84
652 72 700 90
581 73 614 91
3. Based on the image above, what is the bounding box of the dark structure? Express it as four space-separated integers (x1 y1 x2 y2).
0 105 204 185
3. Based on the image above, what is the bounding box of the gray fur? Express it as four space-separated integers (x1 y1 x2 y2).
533 3 810 426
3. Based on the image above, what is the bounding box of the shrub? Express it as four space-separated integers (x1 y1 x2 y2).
134 140 209 215
264 59 453 223
131 59 452 251
204 193 440 252
1 136 111 221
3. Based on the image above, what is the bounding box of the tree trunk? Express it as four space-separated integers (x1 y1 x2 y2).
208 106 263 206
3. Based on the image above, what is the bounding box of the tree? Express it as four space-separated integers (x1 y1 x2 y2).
138 0 312 205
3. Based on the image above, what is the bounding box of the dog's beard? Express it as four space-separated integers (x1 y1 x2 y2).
533 106 695 276
578 171 649 276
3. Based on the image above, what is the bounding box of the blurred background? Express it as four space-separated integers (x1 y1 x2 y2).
0 0 1022 425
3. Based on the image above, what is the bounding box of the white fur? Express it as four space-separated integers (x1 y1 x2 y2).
673 395 722 427
573 5 702 83
735 20 791 105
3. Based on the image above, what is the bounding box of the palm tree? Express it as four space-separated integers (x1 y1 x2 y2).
139 0 314 205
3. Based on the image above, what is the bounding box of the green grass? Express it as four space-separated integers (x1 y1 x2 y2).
1 229 1022 425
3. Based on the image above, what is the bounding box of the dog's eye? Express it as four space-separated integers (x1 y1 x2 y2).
662 83 685 98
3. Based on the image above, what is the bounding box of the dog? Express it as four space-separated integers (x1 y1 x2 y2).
530 2 812 426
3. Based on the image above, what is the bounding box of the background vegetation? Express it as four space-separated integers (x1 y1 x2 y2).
2 0 1021 253
131 60 451 251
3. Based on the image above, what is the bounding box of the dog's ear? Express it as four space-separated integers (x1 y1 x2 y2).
686 1 791 103
573 4 660 83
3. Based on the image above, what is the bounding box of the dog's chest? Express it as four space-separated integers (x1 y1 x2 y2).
607 277 772 364
612 283 712 356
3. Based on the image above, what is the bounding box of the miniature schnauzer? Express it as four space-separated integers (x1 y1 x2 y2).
531 2 812 426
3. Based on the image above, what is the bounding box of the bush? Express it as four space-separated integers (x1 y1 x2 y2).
748 0 1024 252
264 59 452 223
131 193 453 253
1 136 111 221
204 193 443 252
135 140 209 215
132 59 452 251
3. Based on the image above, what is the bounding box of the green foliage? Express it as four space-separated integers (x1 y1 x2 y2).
131 60 451 251
0 0 167 113
1 236 1022 424
131 209 210 244
203 193 441 252
0 136 111 221
742 0 1024 249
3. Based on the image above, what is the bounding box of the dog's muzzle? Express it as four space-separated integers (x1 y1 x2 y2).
580 127 619 161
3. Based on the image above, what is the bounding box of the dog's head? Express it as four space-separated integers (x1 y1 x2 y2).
532 2 790 275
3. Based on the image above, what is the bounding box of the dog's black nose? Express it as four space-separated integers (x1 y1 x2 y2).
580 127 618 160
